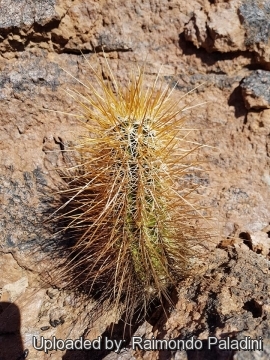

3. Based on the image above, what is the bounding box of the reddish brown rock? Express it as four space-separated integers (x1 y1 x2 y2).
0 1 269 360
184 0 270 68
185 1 246 53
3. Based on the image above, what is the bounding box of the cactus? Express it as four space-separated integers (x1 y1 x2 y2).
54 59 210 323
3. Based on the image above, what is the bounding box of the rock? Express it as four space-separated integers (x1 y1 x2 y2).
239 0 270 65
239 230 270 257
98 243 270 360
49 307 66 327
184 0 270 68
241 70 270 109
0 1 269 359
0 253 25 286
246 109 270 135
0 0 56 28
184 1 246 53
2 277 28 302
239 0 270 45
0 0 187 57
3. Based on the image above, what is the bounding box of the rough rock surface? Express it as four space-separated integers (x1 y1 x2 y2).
0 1 269 360
241 70 270 109
104 243 269 360
184 0 270 68
0 0 56 28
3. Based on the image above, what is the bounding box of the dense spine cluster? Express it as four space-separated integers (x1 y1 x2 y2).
56 62 208 321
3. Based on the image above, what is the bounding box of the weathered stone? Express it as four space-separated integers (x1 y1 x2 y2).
246 109 270 135
185 2 246 53
239 0 270 45
184 0 270 67
0 1 269 359
241 70 270 109
100 244 270 360
0 0 56 28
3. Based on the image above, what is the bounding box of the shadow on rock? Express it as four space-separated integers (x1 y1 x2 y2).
0 302 28 360
62 292 176 360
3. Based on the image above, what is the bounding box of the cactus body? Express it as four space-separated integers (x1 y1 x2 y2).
57 63 207 321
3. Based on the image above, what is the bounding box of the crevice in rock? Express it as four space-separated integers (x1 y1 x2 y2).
93 45 132 53
239 231 252 250
243 299 263 318
5 251 34 274
206 292 225 332
0 18 61 53
179 33 255 67
55 48 94 55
